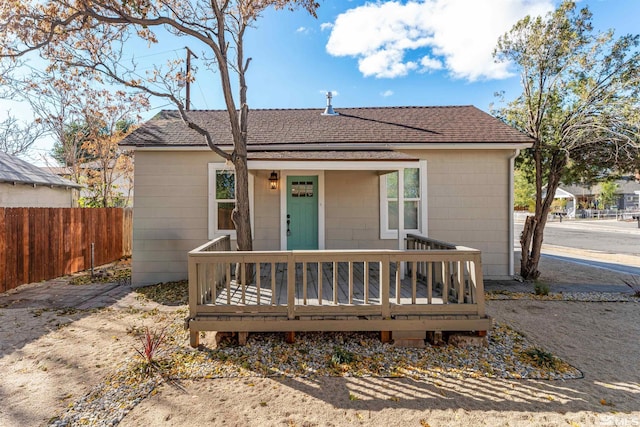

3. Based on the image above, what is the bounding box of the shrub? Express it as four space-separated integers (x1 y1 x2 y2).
330 346 355 366
134 326 167 377
521 347 560 370
533 280 550 296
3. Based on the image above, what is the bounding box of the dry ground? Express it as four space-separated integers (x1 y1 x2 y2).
1 255 638 427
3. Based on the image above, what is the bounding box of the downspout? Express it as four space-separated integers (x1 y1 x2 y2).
508 149 520 277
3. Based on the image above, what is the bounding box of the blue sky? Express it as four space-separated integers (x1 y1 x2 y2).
4 0 639 163
183 0 640 113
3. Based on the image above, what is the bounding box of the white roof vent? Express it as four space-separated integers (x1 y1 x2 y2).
321 91 339 116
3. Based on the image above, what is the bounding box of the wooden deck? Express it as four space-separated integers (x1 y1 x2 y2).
187 235 491 347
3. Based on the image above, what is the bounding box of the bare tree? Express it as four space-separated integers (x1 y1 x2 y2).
0 114 44 155
0 0 319 252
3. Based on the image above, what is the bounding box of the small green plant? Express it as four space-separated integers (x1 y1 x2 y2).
533 280 549 296
134 326 167 377
622 276 640 297
521 347 559 370
330 346 354 366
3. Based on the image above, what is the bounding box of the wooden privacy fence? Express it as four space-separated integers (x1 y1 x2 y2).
0 207 133 292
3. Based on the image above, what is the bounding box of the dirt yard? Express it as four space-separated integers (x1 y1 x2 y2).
1 255 638 427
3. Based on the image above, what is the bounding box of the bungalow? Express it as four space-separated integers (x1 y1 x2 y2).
0 151 82 207
121 101 533 286
559 178 640 213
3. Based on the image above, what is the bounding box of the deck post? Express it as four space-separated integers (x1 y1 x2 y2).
287 252 295 319
238 331 248 345
188 254 199 348
188 256 198 314
380 257 390 318
398 169 406 279
190 330 200 348
472 254 485 317
285 331 295 343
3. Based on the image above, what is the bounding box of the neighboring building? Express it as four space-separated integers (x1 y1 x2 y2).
121 103 533 285
558 178 640 213
0 151 82 207
42 158 134 207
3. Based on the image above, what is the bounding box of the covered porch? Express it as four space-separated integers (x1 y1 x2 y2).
186 234 491 347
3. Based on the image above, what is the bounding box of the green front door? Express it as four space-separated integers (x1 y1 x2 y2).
286 176 318 250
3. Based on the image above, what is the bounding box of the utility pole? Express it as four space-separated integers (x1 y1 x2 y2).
185 47 198 111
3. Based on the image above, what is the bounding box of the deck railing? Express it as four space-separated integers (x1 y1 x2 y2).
187 235 489 346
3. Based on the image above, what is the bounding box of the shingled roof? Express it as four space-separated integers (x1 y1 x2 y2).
0 151 82 188
120 106 533 148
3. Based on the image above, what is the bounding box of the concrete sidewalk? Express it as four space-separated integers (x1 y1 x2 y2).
0 265 133 311
543 218 640 235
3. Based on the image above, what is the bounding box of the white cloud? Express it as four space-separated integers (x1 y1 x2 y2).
380 90 394 97
419 55 443 72
326 0 554 81
296 26 309 34
320 22 333 31
359 49 418 78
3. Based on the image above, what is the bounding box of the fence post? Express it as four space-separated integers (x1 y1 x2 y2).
91 242 95 277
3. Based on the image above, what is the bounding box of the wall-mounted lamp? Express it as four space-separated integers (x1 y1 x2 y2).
269 171 279 190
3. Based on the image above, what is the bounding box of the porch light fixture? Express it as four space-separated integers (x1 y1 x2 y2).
269 171 279 190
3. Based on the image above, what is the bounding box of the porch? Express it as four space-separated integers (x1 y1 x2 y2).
187 235 491 347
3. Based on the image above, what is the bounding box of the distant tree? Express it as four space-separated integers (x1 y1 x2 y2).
494 0 640 279
514 168 535 211
51 121 92 167
0 0 320 253
79 118 137 207
597 180 619 210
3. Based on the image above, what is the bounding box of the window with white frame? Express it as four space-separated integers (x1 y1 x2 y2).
215 169 236 231
380 162 426 239
208 163 254 239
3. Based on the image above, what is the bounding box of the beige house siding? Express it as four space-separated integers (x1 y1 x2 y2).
132 151 213 285
131 148 515 285
252 170 280 250
0 183 78 207
325 170 395 250
408 149 512 278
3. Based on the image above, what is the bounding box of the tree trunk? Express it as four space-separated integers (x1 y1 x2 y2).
231 152 253 284
519 215 537 277
519 150 566 279
232 154 253 252
520 211 549 279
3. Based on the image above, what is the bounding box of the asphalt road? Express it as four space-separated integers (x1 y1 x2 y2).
514 218 640 275
515 218 640 256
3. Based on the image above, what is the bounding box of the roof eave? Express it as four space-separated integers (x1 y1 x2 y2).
0 179 83 189
122 141 533 151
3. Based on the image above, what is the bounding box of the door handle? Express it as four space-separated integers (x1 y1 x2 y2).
286 214 291 236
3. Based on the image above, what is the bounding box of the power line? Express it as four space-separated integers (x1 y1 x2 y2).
196 81 212 110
